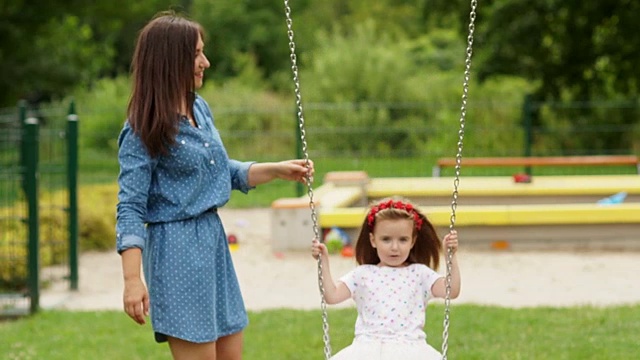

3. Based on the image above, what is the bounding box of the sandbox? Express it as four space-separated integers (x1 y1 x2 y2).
271 172 640 251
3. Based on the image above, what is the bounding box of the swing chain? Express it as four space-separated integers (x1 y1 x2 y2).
442 1 477 359
283 1 332 359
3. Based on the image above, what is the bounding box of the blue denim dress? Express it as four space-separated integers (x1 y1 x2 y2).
116 95 253 343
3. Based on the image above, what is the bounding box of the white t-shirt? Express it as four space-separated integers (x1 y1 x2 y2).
340 263 442 342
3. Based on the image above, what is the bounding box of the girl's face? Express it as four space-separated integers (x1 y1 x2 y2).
194 34 210 89
369 218 415 267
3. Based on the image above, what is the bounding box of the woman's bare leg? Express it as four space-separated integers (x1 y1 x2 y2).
167 331 243 360
216 331 243 360
167 336 217 360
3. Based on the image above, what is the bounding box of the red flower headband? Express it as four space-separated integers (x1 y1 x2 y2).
366 199 423 230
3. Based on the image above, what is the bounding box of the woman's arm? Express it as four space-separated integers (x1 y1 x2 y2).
311 239 352 304
247 159 314 187
121 248 149 325
431 231 461 299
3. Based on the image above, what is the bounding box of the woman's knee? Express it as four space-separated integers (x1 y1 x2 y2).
167 336 217 360
216 331 243 360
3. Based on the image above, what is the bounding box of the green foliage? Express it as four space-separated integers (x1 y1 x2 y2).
1 305 640 359
534 99 640 156
423 75 535 158
192 0 293 81
65 76 130 153
298 22 534 158
0 208 28 290
0 0 174 106
0 10 112 106
303 20 422 103
0 194 73 291
197 77 295 161
423 1 640 155
428 0 640 101
2 0 639 111
299 21 445 156
75 184 118 251
0 184 118 290
1 0 633 194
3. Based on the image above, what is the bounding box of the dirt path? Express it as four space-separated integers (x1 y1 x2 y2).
41 208 640 311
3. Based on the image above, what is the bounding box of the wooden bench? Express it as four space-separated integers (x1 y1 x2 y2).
432 155 640 177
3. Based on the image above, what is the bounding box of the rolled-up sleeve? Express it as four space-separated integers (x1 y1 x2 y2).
229 159 255 194
116 125 154 254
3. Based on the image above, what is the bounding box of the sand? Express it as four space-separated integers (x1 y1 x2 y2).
40 208 640 311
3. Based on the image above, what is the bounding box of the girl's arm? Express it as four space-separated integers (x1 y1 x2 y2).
247 160 314 187
431 230 461 299
311 239 352 304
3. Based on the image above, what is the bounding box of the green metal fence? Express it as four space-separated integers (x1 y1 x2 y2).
0 100 78 317
215 98 640 175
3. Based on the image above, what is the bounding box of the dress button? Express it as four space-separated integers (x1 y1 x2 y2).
181 140 186 145
210 160 215 165
204 143 209 147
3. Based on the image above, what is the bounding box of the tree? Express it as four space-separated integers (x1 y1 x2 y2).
425 0 640 101
424 0 640 154
0 0 175 107
192 0 295 82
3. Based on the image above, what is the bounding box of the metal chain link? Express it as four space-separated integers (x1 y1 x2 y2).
441 1 477 359
283 1 332 359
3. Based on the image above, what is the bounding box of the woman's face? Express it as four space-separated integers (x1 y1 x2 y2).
194 34 210 89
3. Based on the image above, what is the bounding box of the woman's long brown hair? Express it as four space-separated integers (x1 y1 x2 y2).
127 12 203 157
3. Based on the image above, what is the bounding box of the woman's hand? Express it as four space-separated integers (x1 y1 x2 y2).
123 277 149 325
276 159 314 184
443 230 459 254
248 159 314 187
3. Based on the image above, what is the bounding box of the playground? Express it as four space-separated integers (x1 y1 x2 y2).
37 165 640 311
40 207 640 312
32 188 640 359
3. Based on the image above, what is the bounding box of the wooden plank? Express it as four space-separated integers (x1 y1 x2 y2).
437 155 639 167
367 175 640 197
271 183 365 209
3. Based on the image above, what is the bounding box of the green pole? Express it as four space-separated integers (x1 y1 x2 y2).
522 94 533 176
19 100 27 194
24 110 40 314
67 100 79 290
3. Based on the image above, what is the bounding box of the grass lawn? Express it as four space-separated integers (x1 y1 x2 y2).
1 304 638 359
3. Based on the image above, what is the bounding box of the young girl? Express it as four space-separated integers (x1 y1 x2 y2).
311 198 461 360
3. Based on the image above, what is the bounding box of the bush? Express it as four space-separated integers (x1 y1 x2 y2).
77 184 118 251
0 184 118 289
64 76 130 154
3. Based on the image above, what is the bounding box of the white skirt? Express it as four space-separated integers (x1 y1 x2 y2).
331 338 441 360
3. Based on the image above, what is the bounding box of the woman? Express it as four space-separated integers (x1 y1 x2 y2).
116 11 313 359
